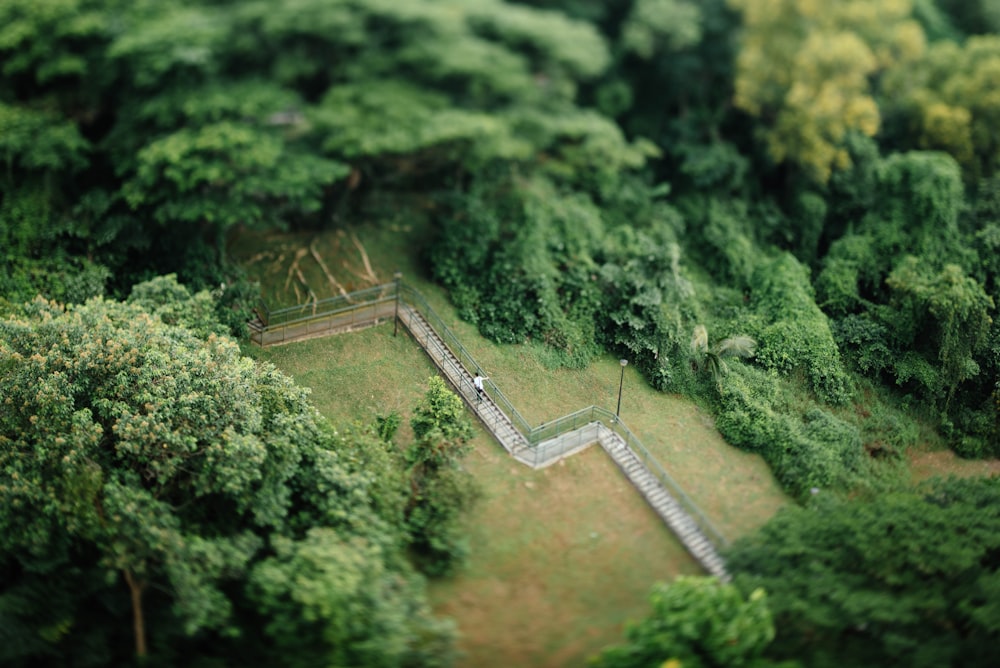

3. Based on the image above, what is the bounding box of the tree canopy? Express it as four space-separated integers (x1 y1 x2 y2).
592 576 785 668
5 1 1000 661
0 283 453 666
727 477 1000 667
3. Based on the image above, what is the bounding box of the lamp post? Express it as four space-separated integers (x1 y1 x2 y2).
393 271 402 337
616 359 628 419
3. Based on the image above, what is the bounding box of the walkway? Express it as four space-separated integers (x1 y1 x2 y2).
398 305 531 457
397 303 730 580
253 281 730 580
599 428 729 579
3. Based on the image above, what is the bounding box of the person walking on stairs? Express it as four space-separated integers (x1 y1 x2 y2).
474 372 488 402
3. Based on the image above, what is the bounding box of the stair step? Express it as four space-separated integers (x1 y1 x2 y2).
648 491 669 505
402 300 732 580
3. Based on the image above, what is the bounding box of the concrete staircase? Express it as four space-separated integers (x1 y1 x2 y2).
398 305 530 456
598 428 730 581
400 303 729 579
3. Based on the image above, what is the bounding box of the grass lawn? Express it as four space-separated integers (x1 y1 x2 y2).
232 222 792 666
234 216 998 665
241 322 708 667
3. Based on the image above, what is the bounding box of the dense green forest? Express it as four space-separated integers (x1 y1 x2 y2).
2 0 1000 665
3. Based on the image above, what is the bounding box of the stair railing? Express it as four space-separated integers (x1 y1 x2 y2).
254 278 727 551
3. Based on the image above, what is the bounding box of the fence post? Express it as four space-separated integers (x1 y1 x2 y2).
393 271 402 337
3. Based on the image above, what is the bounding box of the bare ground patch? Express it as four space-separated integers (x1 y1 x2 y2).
908 449 1000 481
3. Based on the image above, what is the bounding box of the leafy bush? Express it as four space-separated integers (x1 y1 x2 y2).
429 170 599 350
591 576 781 668
953 402 1000 458
749 254 852 404
715 364 862 498
406 377 478 575
430 170 697 377
683 196 762 287
376 411 402 443
405 469 480 577
815 234 880 316
831 314 893 374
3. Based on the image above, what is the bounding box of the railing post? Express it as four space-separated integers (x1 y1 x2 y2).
393 272 402 336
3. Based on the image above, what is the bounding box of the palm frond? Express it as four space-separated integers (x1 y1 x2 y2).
690 324 709 354
716 334 756 359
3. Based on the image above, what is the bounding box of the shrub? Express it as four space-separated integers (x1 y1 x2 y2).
715 364 863 498
815 234 880 316
405 469 480 576
749 254 852 404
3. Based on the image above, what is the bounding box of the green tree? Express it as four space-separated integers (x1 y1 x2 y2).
121 122 350 247
406 376 478 575
620 0 703 58
886 257 994 411
591 576 789 668
0 0 117 105
0 288 451 666
248 528 455 668
727 477 1000 667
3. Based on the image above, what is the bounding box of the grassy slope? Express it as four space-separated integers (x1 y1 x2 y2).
234 219 1000 664
231 221 791 666
244 324 707 666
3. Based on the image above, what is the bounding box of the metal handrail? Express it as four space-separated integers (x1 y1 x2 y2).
398 284 534 437
527 405 599 445
517 404 727 548
255 298 271 326
253 278 727 550
264 283 393 327
589 406 729 548
264 295 395 331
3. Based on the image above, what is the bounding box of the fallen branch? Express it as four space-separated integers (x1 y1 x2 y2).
309 240 351 301
284 247 310 294
244 251 272 265
351 233 379 285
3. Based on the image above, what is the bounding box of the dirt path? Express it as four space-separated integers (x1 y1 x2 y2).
908 448 1000 481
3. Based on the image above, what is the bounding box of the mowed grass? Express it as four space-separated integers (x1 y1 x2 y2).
241 322 705 667
232 222 790 666
432 443 704 668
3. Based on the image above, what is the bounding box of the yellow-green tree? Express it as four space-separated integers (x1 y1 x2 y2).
883 35 1000 181
728 0 925 182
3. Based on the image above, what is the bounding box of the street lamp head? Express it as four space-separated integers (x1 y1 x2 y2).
620 359 628 367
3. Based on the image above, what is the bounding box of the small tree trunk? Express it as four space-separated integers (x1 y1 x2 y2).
123 569 148 659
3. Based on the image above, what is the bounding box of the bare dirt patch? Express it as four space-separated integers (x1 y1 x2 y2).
908 449 1000 481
